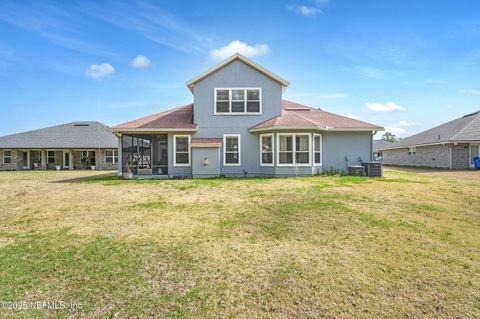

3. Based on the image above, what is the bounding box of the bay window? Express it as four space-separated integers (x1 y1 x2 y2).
174 135 190 166
260 134 274 166
278 134 311 166
215 88 261 114
224 134 240 165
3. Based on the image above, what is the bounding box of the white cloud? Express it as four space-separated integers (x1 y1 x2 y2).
459 89 480 95
345 113 359 120
288 5 321 16
384 126 406 135
395 120 418 127
318 93 348 98
210 40 270 60
343 65 384 79
85 63 115 80
366 102 404 113
425 79 446 85
288 0 330 17
130 55 151 68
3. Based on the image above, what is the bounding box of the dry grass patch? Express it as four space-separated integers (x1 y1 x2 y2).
0 169 479 318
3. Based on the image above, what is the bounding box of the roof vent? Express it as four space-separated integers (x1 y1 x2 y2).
74 124 90 127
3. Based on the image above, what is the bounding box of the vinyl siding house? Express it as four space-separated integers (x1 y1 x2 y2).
0 122 118 170
111 54 383 178
380 111 480 169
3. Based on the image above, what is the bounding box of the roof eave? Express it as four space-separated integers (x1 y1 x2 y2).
191 144 222 148
186 53 289 92
110 128 198 134
249 125 382 133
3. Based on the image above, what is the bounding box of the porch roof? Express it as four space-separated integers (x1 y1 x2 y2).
111 104 197 131
249 100 384 132
191 138 222 148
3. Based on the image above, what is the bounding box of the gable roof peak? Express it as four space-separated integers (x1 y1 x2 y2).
186 53 289 92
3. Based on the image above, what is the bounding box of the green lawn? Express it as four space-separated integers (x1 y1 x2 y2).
0 169 479 318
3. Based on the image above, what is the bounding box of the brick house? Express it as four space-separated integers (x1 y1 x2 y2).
380 111 480 169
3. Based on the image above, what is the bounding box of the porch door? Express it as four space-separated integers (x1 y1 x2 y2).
64 151 70 169
22 151 28 169
154 134 168 175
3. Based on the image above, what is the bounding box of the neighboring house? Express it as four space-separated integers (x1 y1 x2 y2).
111 54 383 178
381 111 480 169
0 122 118 171
373 139 392 159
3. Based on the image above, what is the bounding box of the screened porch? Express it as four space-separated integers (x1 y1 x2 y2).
121 134 168 176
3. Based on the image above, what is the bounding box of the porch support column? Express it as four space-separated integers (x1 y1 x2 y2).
41 150 46 170
27 150 31 170
69 150 74 170
117 134 123 176
95 149 100 170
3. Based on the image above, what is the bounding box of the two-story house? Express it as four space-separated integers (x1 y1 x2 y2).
111 54 383 178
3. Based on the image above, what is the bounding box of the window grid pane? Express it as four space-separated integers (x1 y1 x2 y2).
216 89 261 114
3 150 12 164
261 135 273 164
225 136 239 164
175 137 189 164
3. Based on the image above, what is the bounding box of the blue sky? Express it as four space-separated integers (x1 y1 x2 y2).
0 0 479 137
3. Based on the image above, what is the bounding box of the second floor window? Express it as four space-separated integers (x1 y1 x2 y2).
215 88 261 114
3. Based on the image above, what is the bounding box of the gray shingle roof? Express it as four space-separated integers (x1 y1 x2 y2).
381 111 480 149
373 139 392 152
0 122 118 149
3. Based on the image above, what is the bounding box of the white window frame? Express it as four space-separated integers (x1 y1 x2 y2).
408 146 416 155
259 133 274 166
47 150 56 164
313 133 323 166
173 135 191 167
277 133 312 167
105 149 118 164
214 88 262 115
3 149 12 164
223 134 241 166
